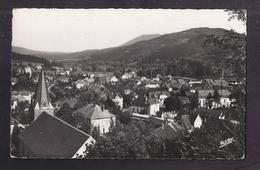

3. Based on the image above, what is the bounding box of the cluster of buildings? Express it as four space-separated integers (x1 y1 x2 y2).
10 60 245 158
11 69 116 158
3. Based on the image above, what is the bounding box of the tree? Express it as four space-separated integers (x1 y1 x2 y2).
123 94 134 108
164 95 181 112
229 88 245 106
204 10 246 78
225 9 246 23
120 111 132 124
81 121 164 159
213 89 220 103
92 126 100 141
189 90 199 110
206 92 213 109
55 103 74 125
11 123 22 156
144 133 165 158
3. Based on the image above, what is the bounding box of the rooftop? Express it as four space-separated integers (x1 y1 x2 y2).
73 104 115 120
18 112 92 158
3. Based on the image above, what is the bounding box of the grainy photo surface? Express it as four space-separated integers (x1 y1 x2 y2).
10 9 246 159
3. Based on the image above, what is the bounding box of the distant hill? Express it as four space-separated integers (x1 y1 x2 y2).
12 52 49 64
85 27 228 62
121 34 161 46
12 46 100 62
12 27 245 66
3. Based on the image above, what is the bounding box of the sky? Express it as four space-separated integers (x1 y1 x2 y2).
12 9 246 53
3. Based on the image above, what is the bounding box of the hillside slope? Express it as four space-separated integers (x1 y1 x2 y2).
121 34 161 46
12 27 244 65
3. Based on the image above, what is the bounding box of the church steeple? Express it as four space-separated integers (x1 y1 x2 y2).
33 69 54 120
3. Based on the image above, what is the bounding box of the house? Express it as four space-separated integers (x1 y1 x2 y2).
132 113 150 120
211 79 228 87
189 79 202 86
148 89 169 100
198 88 232 108
159 91 170 107
121 72 136 80
35 64 42 70
24 66 32 77
191 108 222 125
110 76 119 83
84 77 95 85
73 104 116 134
11 99 18 110
57 76 70 83
113 94 123 109
145 82 160 89
11 77 18 86
189 83 204 93
166 80 182 93
194 114 203 128
161 111 178 121
129 96 148 114
218 89 231 108
148 98 160 116
75 79 86 89
198 90 214 107
18 112 95 158
12 90 34 104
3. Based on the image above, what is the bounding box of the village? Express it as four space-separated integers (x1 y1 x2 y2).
10 60 245 159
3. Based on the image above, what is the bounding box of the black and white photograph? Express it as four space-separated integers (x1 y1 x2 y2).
10 9 246 159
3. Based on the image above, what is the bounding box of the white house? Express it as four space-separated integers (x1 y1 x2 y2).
12 90 34 104
198 89 231 108
148 99 160 116
84 77 95 84
11 99 18 110
110 76 119 83
198 90 214 107
24 66 32 77
159 92 170 107
145 83 160 89
189 79 202 86
35 64 42 70
75 79 86 89
73 104 116 134
194 114 203 128
218 89 231 108
113 94 123 109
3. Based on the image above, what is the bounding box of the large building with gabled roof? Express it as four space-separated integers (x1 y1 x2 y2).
73 104 116 134
18 112 95 158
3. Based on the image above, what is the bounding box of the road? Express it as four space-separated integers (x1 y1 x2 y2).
48 83 56 98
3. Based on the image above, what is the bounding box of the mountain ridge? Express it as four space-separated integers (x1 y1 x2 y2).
12 27 242 63
121 34 161 46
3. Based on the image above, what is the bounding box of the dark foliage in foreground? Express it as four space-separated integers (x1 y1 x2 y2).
80 109 244 159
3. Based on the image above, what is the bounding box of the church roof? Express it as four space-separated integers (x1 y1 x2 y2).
34 69 51 107
73 104 115 120
18 112 92 158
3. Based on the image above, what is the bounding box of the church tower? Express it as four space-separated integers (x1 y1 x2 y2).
33 69 54 120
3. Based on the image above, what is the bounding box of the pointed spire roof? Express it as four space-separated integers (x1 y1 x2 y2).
34 69 51 107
